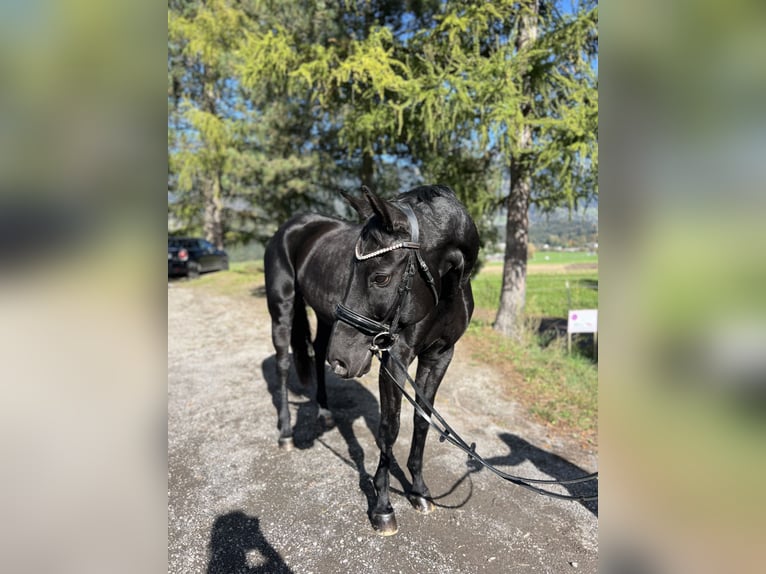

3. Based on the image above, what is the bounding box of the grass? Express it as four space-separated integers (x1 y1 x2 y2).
179 260 265 298
483 250 598 267
467 262 599 446
472 271 598 318
529 250 598 265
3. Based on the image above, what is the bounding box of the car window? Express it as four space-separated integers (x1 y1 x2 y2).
168 238 197 249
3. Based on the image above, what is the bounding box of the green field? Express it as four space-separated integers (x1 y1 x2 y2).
484 250 598 267
529 250 598 265
472 271 598 319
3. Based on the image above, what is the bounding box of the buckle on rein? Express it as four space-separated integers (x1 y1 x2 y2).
370 331 397 354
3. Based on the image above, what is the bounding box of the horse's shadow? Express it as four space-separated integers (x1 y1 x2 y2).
469 432 598 516
207 510 293 574
261 355 480 516
261 355 384 514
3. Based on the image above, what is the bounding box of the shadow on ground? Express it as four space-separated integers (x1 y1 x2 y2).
469 432 598 516
207 510 293 574
261 355 382 516
260 354 477 520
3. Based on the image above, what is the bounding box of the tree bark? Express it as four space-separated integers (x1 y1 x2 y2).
361 148 374 189
203 172 224 249
494 156 531 338
202 71 225 249
493 0 538 339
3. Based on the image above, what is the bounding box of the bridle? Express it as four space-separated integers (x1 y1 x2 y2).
335 203 439 352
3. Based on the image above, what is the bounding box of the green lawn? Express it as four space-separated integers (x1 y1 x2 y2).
529 250 598 265
483 250 598 267
472 271 598 318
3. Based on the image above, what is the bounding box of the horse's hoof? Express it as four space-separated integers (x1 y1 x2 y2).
318 408 336 429
408 494 435 514
278 436 294 451
371 512 398 536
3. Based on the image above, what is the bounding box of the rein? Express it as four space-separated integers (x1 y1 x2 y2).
375 350 599 502
335 203 438 352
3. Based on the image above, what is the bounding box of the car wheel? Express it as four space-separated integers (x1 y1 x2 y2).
186 263 201 279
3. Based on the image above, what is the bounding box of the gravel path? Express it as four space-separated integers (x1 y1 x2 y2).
168 280 598 574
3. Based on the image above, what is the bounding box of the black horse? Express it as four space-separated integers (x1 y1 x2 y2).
264 184 480 535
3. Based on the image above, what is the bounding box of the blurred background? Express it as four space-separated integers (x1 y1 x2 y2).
600 0 766 572
1 0 765 572
0 1 165 572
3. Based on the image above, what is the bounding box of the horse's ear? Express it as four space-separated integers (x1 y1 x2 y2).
363 186 404 233
439 248 470 285
341 191 373 220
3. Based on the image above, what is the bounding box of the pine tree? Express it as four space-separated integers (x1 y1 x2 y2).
168 0 250 248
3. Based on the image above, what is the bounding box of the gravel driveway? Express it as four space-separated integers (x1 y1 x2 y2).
168 279 598 574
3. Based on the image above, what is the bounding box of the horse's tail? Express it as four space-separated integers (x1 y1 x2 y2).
290 294 314 386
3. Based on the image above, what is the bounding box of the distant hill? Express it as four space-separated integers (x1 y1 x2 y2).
529 205 598 248
491 204 598 250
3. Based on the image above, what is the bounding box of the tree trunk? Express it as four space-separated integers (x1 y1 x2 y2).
201 72 225 249
494 156 531 338
203 172 224 249
361 148 374 189
493 0 538 339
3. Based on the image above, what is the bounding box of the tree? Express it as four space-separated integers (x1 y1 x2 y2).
168 0 250 248
488 1 597 337
399 1 598 330
167 1 597 333
416 0 597 337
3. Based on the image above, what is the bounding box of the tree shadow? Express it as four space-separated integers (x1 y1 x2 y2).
250 285 267 298
577 278 599 291
469 432 598 516
536 316 598 362
207 510 293 574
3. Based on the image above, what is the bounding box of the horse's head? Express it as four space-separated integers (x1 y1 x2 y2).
327 187 440 378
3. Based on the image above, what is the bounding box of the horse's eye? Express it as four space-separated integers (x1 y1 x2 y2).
373 274 391 287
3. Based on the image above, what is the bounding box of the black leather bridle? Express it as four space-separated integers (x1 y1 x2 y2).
335 203 439 352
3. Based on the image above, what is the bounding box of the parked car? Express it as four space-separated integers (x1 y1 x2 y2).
168 237 229 278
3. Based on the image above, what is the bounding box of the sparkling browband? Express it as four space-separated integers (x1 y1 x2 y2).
354 239 421 261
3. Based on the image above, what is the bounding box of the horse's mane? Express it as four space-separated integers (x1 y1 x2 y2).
398 184 455 205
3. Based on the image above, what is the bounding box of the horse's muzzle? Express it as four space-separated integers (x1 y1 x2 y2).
327 322 374 379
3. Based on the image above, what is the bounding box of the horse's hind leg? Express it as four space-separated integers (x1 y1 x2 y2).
407 345 455 513
264 248 298 450
271 305 295 450
313 320 335 428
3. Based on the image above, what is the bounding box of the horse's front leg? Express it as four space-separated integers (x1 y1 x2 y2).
407 345 455 514
370 349 412 535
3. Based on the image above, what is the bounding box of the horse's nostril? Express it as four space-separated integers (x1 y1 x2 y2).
331 360 348 377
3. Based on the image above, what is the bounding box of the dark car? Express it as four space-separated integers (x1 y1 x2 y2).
168 237 229 278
